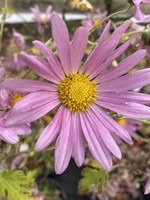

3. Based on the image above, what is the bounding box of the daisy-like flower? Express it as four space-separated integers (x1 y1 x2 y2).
117 119 140 138
0 112 31 144
30 5 53 34
2 13 150 174
132 0 150 21
0 65 31 144
83 9 107 31
3 29 26 71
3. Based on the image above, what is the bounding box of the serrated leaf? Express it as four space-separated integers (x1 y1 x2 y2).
0 170 34 200
78 165 108 193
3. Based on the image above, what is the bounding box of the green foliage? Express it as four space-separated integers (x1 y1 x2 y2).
78 161 108 193
0 170 34 200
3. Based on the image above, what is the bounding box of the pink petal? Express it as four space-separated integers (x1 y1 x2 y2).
9 125 31 135
21 52 60 83
12 91 58 112
87 109 122 159
98 21 111 44
0 79 57 93
33 40 65 78
10 153 26 170
7 100 59 126
0 66 5 80
80 112 112 171
145 178 150 194
132 0 142 5
55 108 72 174
70 27 88 73
91 40 131 80
13 29 25 50
97 49 146 83
0 128 19 144
46 5 53 19
81 21 130 75
30 5 41 22
6 92 60 126
97 91 150 104
98 69 150 92
91 105 133 144
142 0 150 3
35 106 64 152
51 13 71 74
134 5 144 21
72 112 85 167
96 99 150 119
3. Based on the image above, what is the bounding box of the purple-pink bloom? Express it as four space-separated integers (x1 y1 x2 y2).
4 54 26 71
83 9 107 31
2 13 150 174
13 29 25 50
132 0 150 20
0 65 31 144
117 118 140 138
30 5 53 34
3 29 26 71
0 112 31 144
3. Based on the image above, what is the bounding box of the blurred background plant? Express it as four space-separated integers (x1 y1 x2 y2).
0 0 150 200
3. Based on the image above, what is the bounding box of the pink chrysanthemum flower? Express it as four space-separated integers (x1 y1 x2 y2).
4 29 26 71
2 13 150 174
0 65 31 144
0 112 31 144
30 5 53 34
132 0 150 21
83 9 107 31
117 118 140 138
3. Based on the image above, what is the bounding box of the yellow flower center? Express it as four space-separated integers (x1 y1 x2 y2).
93 19 100 27
40 16 47 22
12 94 23 106
58 73 97 112
117 118 126 126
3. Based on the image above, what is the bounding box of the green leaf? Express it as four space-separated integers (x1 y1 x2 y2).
0 170 34 200
78 162 108 193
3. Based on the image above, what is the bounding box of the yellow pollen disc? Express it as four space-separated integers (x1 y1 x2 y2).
58 73 97 112
117 118 126 126
12 94 23 106
40 16 47 22
93 19 100 27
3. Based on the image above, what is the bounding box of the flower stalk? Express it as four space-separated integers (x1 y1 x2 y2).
89 4 132 35
0 0 8 52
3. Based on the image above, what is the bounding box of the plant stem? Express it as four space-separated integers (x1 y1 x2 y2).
101 5 132 24
88 40 98 46
0 0 8 52
89 4 132 35
122 29 149 38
